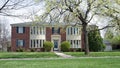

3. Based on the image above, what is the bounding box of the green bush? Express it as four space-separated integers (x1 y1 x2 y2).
16 48 24 52
88 30 104 52
43 41 53 52
101 44 106 51
30 49 35 52
61 41 70 52
111 35 120 49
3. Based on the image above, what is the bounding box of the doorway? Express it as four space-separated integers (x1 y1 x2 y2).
53 40 59 51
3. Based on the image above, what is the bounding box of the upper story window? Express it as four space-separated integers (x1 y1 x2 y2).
30 26 45 35
52 27 60 34
17 27 25 33
67 27 80 35
16 39 25 46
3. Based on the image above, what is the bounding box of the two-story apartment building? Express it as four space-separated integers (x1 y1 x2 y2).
11 22 83 51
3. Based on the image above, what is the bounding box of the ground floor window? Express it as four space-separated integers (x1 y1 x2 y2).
67 40 81 48
30 39 45 48
16 40 24 47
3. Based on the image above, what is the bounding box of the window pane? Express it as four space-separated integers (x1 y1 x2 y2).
18 27 23 33
34 40 35 48
33 27 35 34
74 28 76 35
17 40 24 46
68 28 69 35
37 26 39 34
52 27 60 34
71 27 73 35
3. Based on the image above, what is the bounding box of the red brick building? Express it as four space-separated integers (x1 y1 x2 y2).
11 23 82 51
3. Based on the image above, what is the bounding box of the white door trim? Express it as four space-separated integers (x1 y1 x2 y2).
51 35 61 51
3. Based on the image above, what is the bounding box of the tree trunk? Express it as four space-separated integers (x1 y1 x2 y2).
82 24 89 55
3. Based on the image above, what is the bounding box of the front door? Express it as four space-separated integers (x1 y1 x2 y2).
53 40 59 50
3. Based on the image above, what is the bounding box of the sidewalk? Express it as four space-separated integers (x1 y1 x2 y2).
54 52 74 58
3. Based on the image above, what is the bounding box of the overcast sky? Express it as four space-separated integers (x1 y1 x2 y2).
0 0 111 38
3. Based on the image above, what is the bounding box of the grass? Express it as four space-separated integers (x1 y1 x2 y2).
0 58 120 68
0 52 58 58
0 52 120 58
64 52 120 57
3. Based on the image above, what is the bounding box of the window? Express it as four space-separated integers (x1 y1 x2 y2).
30 39 45 48
75 28 78 35
16 40 24 46
33 27 35 34
31 40 32 47
67 28 70 35
52 27 60 34
68 40 81 48
67 27 80 35
34 40 35 47
71 27 72 35
30 26 45 35
37 26 39 34
17 27 25 33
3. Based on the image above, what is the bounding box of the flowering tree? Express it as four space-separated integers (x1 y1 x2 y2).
37 0 119 55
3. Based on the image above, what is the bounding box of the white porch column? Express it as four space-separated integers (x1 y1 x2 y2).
38 39 40 48
41 27 43 35
66 27 68 35
41 40 43 48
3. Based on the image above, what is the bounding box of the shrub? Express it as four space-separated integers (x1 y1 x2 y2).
88 30 104 52
70 48 82 52
111 35 120 49
30 49 35 52
43 41 53 52
101 44 106 51
61 41 70 52
16 48 24 52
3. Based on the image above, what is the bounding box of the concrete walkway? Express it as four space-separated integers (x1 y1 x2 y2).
54 52 74 58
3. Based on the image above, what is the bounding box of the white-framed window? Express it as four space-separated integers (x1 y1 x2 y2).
68 40 81 48
67 27 80 35
17 40 24 46
30 26 45 35
17 27 25 33
30 39 45 48
33 27 35 34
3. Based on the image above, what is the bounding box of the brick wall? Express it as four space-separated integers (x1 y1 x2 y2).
46 27 52 41
11 27 30 51
46 27 66 42
60 28 66 42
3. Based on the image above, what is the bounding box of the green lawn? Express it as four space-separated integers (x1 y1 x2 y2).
0 52 58 58
64 52 120 57
0 58 120 68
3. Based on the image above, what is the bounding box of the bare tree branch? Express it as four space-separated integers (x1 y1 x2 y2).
85 0 96 19
87 13 95 23
0 0 40 17
0 0 10 11
89 25 115 32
